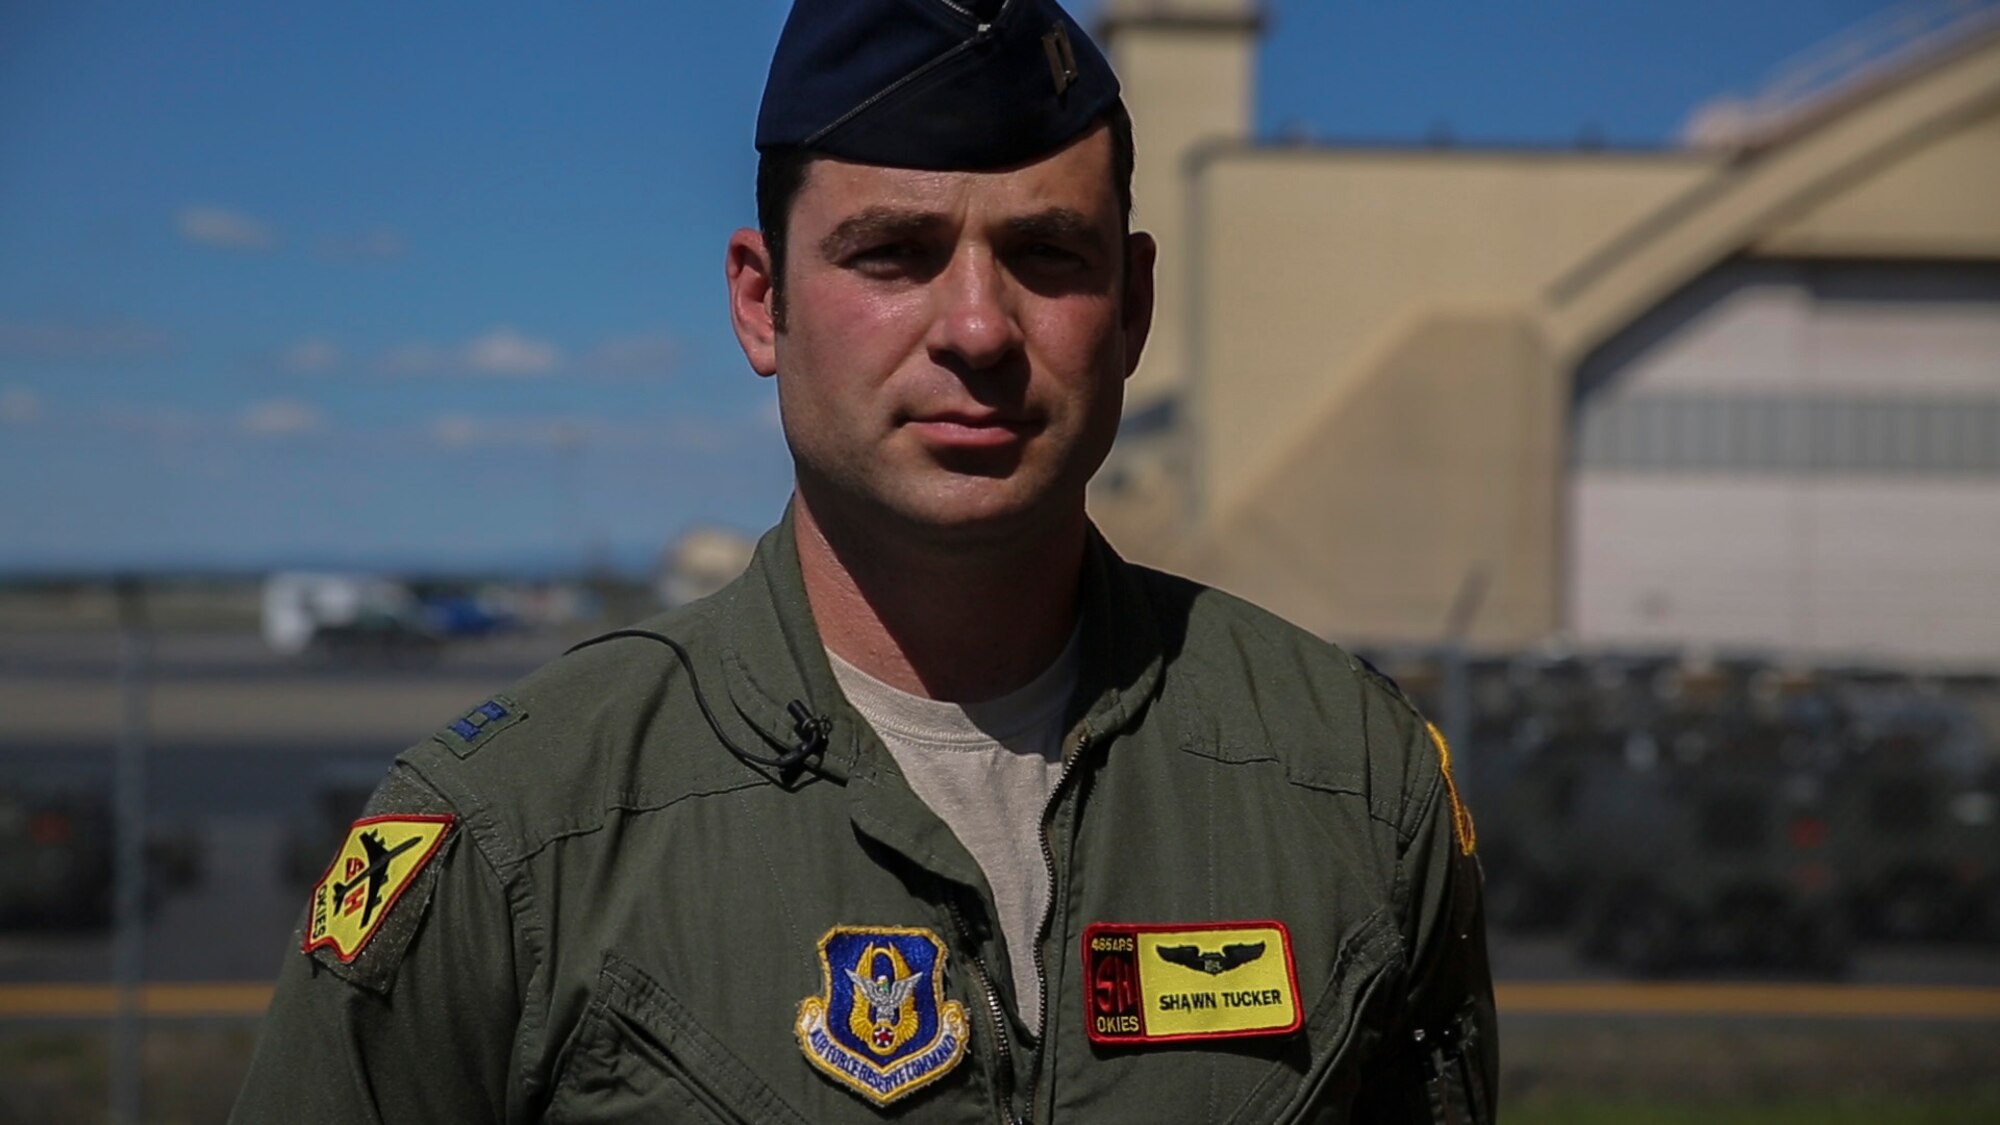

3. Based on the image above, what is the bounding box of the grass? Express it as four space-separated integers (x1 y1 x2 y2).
1509 1098 2000 1125
1 1018 1997 1121
0 1026 258 1125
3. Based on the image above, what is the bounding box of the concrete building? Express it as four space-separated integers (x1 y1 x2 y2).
1091 0 2000 668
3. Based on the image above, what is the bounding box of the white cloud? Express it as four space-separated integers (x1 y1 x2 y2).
319 226 406 261
465 326 562 375
100 402 201 440
371 328 686 380
755 394 782 432
237 398 326 437
428 412 586 449
424 407 789 458
0 318 174 361
178 205 278 251
584 332 678 375
378 340 452 375
429 413 485 448
0 386 39 424
280 337 341 374
378 328 564 377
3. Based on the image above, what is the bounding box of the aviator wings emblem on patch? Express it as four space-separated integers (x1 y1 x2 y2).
1156 941 1266 975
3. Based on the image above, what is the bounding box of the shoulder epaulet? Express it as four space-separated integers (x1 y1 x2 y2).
1350 654 1420 714
1349 656 1476 856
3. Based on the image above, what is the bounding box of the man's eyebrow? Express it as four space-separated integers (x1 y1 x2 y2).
1003 208 1102 246
817 208 949 260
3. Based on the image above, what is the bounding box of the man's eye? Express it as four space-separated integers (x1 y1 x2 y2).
1020 243 1088 270
851 243 914 266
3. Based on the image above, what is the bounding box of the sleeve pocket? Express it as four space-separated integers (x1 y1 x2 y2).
1416 1000 1492 1125
546 952 812 1125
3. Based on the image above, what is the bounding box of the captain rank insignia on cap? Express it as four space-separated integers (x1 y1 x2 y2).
303 815 454 962
755 0 1119 172
796 926 970 1106
1083 921 1302 1045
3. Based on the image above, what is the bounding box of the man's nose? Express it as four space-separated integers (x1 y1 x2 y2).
926 247 1021 371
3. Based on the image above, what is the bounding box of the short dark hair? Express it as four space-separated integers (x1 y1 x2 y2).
755 97 1136 329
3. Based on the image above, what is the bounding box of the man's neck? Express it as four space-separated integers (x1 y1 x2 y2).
792 492 1085 704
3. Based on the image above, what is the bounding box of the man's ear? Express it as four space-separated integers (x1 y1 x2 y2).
1120 231 1157 379
727 228 780 377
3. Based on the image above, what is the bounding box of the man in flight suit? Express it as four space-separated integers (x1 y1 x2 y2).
232 1 1496 1121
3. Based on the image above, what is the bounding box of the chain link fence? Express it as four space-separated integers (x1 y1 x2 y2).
1363 645 2000 977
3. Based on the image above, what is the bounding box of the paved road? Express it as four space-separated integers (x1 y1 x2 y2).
0 627 570 682
1 628 552 985
5 745 1996 990
3 628 1998 994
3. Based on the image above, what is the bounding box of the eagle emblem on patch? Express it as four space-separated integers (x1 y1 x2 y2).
795 925 969 1106
302 814 453 963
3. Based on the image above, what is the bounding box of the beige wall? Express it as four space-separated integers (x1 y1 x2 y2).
1189 150 1713 522
1101 2 1258 414
1755 100 2000 259
1178 309 1564 646
1092 16 2000 650
1543 27 2000 364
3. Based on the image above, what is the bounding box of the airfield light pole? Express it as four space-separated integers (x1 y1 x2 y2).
551 419 586 578
111 576 150 1125
1441 565 1490 808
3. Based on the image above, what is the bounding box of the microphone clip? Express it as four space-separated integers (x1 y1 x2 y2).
784 700 832 769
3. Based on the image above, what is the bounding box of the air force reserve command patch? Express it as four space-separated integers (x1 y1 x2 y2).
303 814 454 963
1083 921 1301 1045
796 926 969 1107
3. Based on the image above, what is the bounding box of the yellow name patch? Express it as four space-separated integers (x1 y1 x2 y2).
1082 921 1301 1045
302 815 453 963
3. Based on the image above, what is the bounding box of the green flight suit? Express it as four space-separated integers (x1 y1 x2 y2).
232 511 1497 1124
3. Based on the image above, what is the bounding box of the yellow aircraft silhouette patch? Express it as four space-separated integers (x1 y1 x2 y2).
303 815 454 963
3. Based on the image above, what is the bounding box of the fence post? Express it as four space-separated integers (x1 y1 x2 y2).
111 577 149 1125
1442 567 1490 808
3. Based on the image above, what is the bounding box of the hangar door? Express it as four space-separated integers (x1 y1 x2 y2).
1568 259 2000 667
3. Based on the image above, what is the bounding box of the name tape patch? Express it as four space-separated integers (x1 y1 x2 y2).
1083 920 1301 1045
796 925 969 1107
302 814 454 963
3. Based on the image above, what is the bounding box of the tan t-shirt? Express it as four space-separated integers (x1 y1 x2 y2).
827 631 1079 1035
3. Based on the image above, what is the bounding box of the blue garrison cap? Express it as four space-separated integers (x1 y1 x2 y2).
756 0 1120 171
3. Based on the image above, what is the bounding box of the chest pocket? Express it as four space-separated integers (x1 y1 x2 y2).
546 953 811 1125
1219 907 1407 1125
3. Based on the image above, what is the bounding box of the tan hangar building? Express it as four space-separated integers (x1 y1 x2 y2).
1089 0 2000 668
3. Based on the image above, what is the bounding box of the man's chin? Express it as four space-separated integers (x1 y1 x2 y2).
923 442 1026 479
884 480 1078 547
796 461 1085 550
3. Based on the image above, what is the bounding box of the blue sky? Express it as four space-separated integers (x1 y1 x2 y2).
0 0 1901 573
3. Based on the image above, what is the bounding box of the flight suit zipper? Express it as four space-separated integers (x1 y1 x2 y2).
1026 727 1092 1123
948 897 1024 1125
